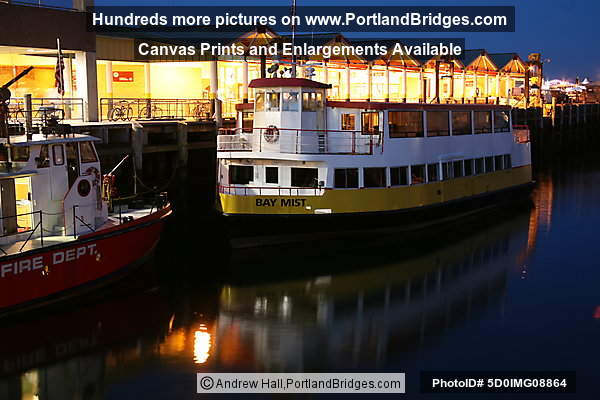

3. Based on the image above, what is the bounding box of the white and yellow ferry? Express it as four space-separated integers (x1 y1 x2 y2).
216 77 532 232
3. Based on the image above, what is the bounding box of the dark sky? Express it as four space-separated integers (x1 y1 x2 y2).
85 0 600 81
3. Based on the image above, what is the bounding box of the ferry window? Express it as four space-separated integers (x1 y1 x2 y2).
452 111 472 135
302 92 322 112
364 167 386 187
52 145 64 166
390 166 409 186
242 112 254 132
11 146 29 162
504 154 512 169
334 168 358 188
80 142 98 163
265 167 278 184
475 158 485 174
266 91 280 112
442 162 453 180
291 167 318 187
255 90 265 112
494 110 510 132
453 160 464 178
341 114 356 130
361 112 380 135
37 145 49 168
229 165 253 184
411 165 426 184
426 111 449 137
485 156 494 172
282 92 299 111
389 111 423 138
494 155 504 171
464 159 474 176
474 111 492 133
427 163 439 182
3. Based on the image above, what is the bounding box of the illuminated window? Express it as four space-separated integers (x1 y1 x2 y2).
265 91 280 112
52 144 64 166
302 92 322 111
389 111 423 138
452 111 472 135
474 111 492 133
341 114 356 130
427 111 450 137
255 90 265 112
411 164 426 184
361 112 379 134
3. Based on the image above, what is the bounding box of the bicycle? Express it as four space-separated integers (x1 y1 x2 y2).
138 104 163 120
192 101 211 120
108 100 133 121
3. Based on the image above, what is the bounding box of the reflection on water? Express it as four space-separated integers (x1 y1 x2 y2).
4 156 597 399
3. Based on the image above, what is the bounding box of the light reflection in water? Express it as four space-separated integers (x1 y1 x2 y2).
194 324 212 364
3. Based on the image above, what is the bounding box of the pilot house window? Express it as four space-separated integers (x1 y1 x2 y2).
302 92 322 112
80 142 98 163
282 92 299 111
265 92 280 112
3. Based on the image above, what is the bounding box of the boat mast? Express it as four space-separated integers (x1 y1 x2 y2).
291 0 297 78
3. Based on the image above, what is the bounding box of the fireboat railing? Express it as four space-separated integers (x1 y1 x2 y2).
218 184 325 197
0 210 43 255
217 127 381 155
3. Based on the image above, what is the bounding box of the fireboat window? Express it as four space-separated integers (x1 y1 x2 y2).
363 167 386 188
37 145 50 168
388 111 423 138
80 142 98 163
390 166 408 186
302 92 323 112
494 110 510 132
341 114 356 131
255 90 265 112
11 146 30 162
266 91 281 112
229 165 254 185
361 112 379 135
334 168 358 188
426 111 450 137
52 145 64 166
452 111 472 135
291 168 318 188
474 111 492 134
282 92 299 111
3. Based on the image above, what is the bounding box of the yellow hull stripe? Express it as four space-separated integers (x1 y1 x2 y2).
219 165 533 215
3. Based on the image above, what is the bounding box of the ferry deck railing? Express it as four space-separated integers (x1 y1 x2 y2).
218 185 325 196
217 127 381 155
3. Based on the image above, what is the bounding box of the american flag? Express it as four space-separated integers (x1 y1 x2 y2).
55 38 65 96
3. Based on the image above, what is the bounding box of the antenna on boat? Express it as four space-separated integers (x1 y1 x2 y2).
291 0 297 78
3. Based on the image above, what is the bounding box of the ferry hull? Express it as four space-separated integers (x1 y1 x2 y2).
222 182 533 243
0 206 172 317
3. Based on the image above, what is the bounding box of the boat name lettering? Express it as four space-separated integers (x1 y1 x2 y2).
256 198 307 207
0 244 97 279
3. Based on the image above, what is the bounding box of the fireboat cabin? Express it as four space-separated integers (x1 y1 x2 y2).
217 77 533 223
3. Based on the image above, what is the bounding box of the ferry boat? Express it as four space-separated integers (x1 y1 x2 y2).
217 77 533 238
0 132 171 317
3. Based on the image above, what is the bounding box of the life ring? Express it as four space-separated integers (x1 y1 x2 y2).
264 125 279 144
84 166 101 187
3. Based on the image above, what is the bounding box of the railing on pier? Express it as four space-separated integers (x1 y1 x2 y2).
217 127 381 155
8 97 84 122
99 98 213 122
219 185 325 197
